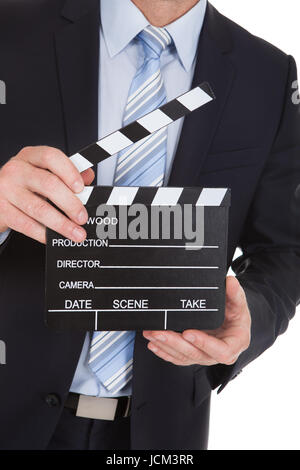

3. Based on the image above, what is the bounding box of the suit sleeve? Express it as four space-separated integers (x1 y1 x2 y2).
207 55 300 392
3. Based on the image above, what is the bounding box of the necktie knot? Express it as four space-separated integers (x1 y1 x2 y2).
138 25 172 59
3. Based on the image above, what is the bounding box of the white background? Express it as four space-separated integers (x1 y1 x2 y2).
208 0 300 450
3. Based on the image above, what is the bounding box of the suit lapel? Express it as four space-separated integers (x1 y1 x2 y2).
168 3 236 186
54 0 100 156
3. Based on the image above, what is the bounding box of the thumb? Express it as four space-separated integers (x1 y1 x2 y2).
226 276 245 308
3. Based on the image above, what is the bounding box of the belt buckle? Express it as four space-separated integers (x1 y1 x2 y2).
76 395 118 421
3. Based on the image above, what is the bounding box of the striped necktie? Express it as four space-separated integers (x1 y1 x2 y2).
88 25 172 395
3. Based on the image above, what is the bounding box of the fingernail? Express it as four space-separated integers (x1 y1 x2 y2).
73 227 85 242
149 343 158 352
77 209 87 225
73 180 84 193
185 334 195 343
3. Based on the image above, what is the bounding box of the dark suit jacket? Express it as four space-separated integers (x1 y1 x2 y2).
0 0 299 450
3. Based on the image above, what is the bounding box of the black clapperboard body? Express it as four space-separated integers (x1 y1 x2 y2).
45 83 231 331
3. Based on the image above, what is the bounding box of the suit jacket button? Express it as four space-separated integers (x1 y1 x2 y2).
45 393 60 407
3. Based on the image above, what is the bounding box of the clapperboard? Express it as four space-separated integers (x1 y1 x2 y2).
46 83 231 331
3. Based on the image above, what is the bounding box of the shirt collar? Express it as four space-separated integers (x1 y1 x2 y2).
101 0 207 72
101 0 147 58
165 0 207 71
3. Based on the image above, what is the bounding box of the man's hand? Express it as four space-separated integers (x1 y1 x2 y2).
0 146 95 244
143 276 251 366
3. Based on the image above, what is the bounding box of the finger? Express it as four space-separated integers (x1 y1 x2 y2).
27 167 88 225
8 189 86 243
147 342 190 366
81 168 95 186
147 341 217 366
18 146 85 193
183 329 238 365
226 276 245 309
225 277 251 329
143 330 217 366
1 200 46 243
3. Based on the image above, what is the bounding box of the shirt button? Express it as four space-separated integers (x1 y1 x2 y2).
45 393 61 407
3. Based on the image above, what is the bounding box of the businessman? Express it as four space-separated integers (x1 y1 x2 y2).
0 0 299 450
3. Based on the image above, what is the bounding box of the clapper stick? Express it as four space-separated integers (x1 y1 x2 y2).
69 82 215 204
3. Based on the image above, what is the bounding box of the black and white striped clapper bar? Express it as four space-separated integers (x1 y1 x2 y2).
45 82 231 331
69 82 215 174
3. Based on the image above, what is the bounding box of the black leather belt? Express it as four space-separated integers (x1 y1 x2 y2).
64 392 131 420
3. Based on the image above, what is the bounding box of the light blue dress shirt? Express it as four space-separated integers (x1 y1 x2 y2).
0 0 207 396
